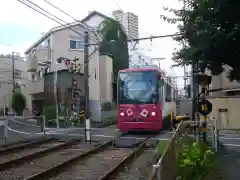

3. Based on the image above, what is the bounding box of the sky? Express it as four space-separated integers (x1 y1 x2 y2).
0 0 188 87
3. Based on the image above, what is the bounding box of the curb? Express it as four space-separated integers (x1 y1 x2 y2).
96 121 117 128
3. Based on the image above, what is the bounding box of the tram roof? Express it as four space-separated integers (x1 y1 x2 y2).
120 65 166 76
120 65 178 88
120 65 161 71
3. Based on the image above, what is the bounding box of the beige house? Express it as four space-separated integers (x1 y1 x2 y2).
0 54 30 111
25 12 113 121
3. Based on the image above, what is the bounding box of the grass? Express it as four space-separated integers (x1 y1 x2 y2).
156 140 169 154
103 116 117 124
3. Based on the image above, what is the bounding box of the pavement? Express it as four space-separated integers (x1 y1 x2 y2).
220 145 240 180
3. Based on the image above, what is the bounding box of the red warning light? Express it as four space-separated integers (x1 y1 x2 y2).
64 59 70 66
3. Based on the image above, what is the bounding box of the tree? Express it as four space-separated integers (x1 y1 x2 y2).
98 19 129 101
11 91 26 115
161 0 240 81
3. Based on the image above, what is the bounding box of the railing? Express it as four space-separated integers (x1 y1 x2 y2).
0 115 47 145
150 120 220 180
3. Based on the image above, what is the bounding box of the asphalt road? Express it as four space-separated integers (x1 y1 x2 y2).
2 117 240 149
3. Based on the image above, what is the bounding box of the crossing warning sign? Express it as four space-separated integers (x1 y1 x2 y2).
198 99 212 116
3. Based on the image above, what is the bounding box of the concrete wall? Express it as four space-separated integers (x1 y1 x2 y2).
207 97 240 129
178 97 240 129
99 55 113 102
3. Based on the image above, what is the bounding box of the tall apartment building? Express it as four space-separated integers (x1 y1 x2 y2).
112 10 139 39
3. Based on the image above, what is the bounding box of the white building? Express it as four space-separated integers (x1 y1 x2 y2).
129 51 153 67
112 10 139 39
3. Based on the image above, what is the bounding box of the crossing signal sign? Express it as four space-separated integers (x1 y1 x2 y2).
198 99 212 116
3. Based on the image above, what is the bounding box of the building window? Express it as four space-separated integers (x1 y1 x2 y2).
37 70 44 79
44 67 50 75
39 39 50 50
69 40 83 50
32 73 37 81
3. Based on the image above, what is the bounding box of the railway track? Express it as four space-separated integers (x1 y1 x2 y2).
17 137 152 180
0 135 160 180
0 137 100 180
0 137 54 154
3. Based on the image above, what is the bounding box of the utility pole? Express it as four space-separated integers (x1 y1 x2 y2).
84 31 91 142
191 63 196 121
12 52 15 92
54 67 59 128
84 31 90 119
191 62 197 136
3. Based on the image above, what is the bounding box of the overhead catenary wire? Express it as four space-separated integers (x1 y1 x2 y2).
18 0 182 44
17 0 97 42
0 42 16 47
24 0 94 40
43 0 102 42
43 0 77 21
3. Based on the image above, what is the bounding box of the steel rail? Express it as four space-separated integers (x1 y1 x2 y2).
0 137 55 155
99 137 149 180
24 139 115 180
0 138 81 171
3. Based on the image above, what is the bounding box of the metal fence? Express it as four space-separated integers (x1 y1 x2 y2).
0 116 46 145
150 120 220 180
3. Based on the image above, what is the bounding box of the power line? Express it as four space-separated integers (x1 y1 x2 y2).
129 33 181 42
43 0 77 21
17 0 182 49
24 0 88 37
43 0 102 42
0 42 15 47
17 0 97 42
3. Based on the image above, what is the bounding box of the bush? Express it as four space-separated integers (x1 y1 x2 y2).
101 101 112 111
11 92 26 115
156 140 169 154
176 136 215 180
43 105 56 121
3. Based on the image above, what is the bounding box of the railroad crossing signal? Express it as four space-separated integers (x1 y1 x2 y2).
73 79 77 89
198 99 212 116
56 57 84 75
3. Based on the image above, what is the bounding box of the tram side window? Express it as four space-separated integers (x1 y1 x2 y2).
165 82 172 102
172 89 175 102
158 80 163 102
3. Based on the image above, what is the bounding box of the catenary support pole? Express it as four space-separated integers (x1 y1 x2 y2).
12 52 15 92
54 67 59 128
191 62 196 134
84 31 90 142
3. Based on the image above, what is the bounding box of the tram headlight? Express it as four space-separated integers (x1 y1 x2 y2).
151 112 156 116
120 112 124 116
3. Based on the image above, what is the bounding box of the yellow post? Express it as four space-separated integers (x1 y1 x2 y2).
170 111 173 121
201 105 207 141
170 112 176 132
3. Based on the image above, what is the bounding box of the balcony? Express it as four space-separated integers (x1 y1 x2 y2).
37 48 51 63
27 79 44 95
26 48 51 72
